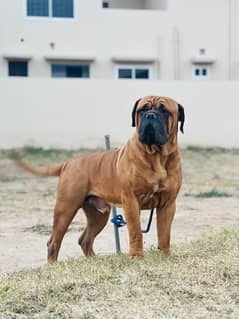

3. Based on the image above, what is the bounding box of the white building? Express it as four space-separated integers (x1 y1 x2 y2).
1 0 238 81
0 0 239 148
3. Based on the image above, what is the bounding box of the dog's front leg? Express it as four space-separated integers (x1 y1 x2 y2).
121 191 143 259
156 200 176 256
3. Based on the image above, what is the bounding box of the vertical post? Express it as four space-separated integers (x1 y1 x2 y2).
104 135 121 254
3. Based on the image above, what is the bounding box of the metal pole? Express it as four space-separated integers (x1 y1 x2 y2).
104 135 121 253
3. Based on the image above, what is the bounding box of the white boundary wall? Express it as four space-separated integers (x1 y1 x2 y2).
0 79 239 149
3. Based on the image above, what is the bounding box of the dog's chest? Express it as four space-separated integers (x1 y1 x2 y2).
137 179 168 209
138 188 160 209
132 162 168 208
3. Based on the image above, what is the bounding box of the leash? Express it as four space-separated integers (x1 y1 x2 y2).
141 208 155 233
111 208 155 234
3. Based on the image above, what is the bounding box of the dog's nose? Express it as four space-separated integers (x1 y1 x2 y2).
145 112 157 119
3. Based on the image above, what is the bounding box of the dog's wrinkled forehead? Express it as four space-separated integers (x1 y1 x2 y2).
137 96 176 112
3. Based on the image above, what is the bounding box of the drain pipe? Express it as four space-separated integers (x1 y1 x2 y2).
228 0 235 80
173 26 181 80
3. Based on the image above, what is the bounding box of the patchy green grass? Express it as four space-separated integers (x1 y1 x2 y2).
24 223 52 235
195 189 232 198
6 146 104 166
185 189 232 198
181 146 239 197
0 229 238 319
0 176 17 183
185 145 239 155
24 222 85 235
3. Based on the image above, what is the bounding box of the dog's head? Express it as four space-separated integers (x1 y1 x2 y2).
131 96 185 153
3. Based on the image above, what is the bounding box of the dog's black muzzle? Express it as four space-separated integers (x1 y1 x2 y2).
138 111 168 146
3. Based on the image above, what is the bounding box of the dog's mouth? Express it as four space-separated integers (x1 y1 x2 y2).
138 117 168 146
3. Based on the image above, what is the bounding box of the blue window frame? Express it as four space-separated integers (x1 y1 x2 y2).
202 68 208 76
135 69 149 79
8 61 28 77
195 68 200 76
52 64 90 78
192 66 209 79
102 1 109 8
118 68 132 79
27 0 49 17
117 65 151 79
27 0 74 18
52 0 73 18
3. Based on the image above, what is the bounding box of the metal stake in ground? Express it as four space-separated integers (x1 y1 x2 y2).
104 135 121 254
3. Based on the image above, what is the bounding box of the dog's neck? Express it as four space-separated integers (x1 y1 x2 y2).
131 132 178 158
127 133 168 179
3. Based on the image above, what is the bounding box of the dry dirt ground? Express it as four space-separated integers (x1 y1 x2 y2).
0 147 238 274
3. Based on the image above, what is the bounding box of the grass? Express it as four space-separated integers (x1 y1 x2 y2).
185 189 232 198
0 228 238 319
195 189 232 198
24 222 85 235
4 146 104 166
185 145 239 155
180 146 239 196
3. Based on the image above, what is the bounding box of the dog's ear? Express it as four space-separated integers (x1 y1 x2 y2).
132 99 141 127
178 103 185 134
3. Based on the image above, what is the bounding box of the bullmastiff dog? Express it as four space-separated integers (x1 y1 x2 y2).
16 96 185 262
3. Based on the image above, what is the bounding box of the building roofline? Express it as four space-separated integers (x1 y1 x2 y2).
191 55 216 65
3 53 33 60
112 54 158 63
44 53 96 62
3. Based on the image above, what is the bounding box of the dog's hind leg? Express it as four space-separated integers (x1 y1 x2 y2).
47 201 80 263
78 199 110 256
47 178 87 263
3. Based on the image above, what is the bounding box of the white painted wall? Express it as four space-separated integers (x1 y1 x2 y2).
146 0 168 10
0 79 238 149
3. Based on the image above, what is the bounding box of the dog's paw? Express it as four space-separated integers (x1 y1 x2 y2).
130 255 144 260
129 252 144 260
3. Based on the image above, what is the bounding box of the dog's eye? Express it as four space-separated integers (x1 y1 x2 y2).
159 106 170 118
137 105 149 113
161 108 169 115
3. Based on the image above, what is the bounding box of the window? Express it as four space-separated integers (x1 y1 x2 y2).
135 68 149 79
27 0 49 16
52 0 73 17
116 65 151 79
202 68 207 76
118 68 132 79
102 0 168 10
102 1 109 8
192 66 209 79
51 64 90 78
8 61 28 77
27 0 74 18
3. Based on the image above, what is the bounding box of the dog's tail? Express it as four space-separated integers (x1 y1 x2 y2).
12 152 63 177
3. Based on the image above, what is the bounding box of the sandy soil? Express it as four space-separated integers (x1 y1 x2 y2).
0 148 239 274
